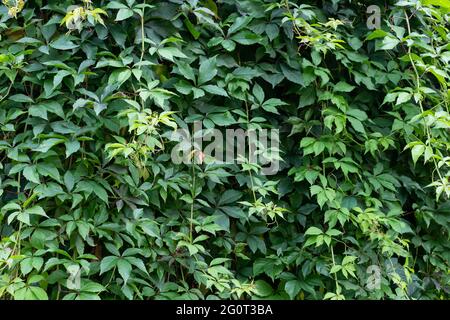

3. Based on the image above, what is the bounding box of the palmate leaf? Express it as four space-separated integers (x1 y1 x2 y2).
0 0 448 302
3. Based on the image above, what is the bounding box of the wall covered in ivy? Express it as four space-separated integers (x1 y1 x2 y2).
0 0 449 300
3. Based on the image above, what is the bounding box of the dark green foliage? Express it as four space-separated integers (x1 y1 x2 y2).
0 0 449 300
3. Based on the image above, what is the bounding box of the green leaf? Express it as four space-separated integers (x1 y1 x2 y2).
396 92 411 105
23 166 40 184
348 117 366 134
53 70 71 88
252 83 265 104
158 47 187 62
208 112 236 126
24 206 48 217
100 256 118 274
227 16 252 35
65 140 80 158
117 259 132 284
261 98 288 114
126 257 148 275
116 8 134 21
82 282 106 293
32 101 64 118
326 228 342 236
140 221 159 238
230 31 261 45
50 37 79 50
219 190 242 205
29 287 49 300
411 144 425 165
29 104 48 120
285 280 302 299
389 219 414 234
305 226 323 236
9 94 34 103
366 29 388 40
346 109 368 121
112 69 132 85
198 56 217 85
423 0 450 9
107 1 129 9
200 85 228 97
265 24 279 41
334 81 355 92
281 64 303 85
254 280 273 297
91 183 109 204
176 61 196 82
1 203 21 212
64 171 75 192
378 36 400 50
33 138 65 153
184 18 201 39
221 40 236 52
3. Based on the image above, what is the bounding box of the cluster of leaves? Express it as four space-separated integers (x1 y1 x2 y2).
0 0 449 300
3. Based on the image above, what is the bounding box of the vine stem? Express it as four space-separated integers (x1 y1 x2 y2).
12 222 23 280
404 10 444 183
0 80 13 103
56 265 61 300
189 155 196 243
10 72 33 282
139 0 146 67
138 1 146 115
105 266 117 289
244 100 257 203
330 245 341 295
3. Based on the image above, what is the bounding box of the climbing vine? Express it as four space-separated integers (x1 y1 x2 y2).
0 0 448 300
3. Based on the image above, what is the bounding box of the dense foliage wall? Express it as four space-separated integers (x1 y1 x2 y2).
0 0 449 300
